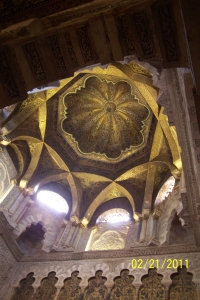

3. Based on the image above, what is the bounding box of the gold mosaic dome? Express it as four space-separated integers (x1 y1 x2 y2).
62 76 149 159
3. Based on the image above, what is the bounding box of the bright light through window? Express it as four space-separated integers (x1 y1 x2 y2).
96 208 130 224
37 190 69 214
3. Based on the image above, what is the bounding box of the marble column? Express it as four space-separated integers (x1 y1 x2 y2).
72 225 84 249
53 219 68 249
139 217 148 243
65 223 76 247
149 209 161 245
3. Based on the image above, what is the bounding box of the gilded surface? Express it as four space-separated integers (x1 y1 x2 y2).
0 62 183 241
92 231 125 250
34 272 57 300
83 270 108 300
139 268 165 300
11 273 35 300
57 69 154 163
58 271 81 300
129 62 151 77
169 267 196 300
110 269 136 300
62 76 149 159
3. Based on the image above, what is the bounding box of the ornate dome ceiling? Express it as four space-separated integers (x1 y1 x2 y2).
58 67 155 164
0 61 182 225
62 76 149 159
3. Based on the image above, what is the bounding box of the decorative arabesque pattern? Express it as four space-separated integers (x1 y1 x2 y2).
34 272 57 300
76 26 93 63
83 270 108 300
169 266 196 300
58 271 82 300
91 231 125 251
110 269 136 300
64 32 79 68
11 273 35 300
48 35 68 76
9 266 198 300
132 12 154 57
62 76 149 159
23 42 46 82
158 4 179 62
138 268 165 300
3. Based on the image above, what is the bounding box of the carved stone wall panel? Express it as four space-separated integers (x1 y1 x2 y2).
10 273 35 300
83 270 108 300
110 269 136 300
7 252 200 291
47 35 69 78
23 42 47 83
139 268 165 300
157 189 183 245
0 236 17 297
33 271 58 300
131 10 155 59
87 222 130 251
2 252 200 299
58 271 82 300
169 266 196 300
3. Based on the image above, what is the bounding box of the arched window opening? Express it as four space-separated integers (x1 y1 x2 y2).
96 208 131 224
86 208 132 251
36 190 69 214
17 222 45 254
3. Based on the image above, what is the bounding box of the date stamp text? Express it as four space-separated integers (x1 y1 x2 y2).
131 258 189 269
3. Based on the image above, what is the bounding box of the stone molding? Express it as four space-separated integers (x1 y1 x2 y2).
165 68 200 244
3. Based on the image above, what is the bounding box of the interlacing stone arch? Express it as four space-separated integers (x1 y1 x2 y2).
83 181 135 223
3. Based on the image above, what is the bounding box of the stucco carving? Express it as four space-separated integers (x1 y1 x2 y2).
92 230 125 251
157 187 182 245
169 266 196 300
58 271 82 300
139 268 165 300
110 269 136 300
83 270 108 300
0 236 16 297
34 271 58 300
11 273 35 300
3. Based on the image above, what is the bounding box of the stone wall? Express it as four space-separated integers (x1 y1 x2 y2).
0 236 17 299
4 251 200 299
